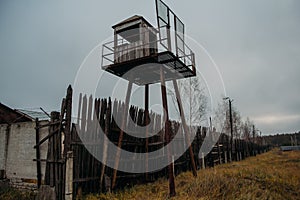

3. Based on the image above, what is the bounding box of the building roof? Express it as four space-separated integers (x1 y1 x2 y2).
0 102 32 124
0 102 50 124
280 146 300 151
16 109 50 121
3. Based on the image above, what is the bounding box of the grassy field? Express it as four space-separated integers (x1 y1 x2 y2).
0 184 35 200
0 149 299 200
84 149 300 200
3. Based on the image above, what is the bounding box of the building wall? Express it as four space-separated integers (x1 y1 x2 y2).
0 120 49 190
0 124 8 172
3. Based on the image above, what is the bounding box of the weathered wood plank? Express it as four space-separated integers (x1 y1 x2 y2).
64 85 73 156
35 118 42 188
100 98 111 192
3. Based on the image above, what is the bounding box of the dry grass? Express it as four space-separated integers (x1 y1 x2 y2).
0 185 35 200
84 149 300 200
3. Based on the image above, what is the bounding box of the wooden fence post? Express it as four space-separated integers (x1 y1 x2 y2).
64 85 72 156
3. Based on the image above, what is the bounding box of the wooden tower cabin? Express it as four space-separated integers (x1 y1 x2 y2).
101 0 198 196
112 15 158 65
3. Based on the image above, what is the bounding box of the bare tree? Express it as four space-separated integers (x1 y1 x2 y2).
168 77 208 126
232 110 242 139
214 99 243 138
242 117 253 141
214 100 228 133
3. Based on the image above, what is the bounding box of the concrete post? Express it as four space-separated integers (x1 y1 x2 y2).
201 153 205 169
65 151 73 200
172 155 175 176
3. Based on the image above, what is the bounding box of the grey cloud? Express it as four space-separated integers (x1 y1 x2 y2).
0 0 299 134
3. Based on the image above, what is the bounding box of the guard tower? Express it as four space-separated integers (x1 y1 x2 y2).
102 0 198 196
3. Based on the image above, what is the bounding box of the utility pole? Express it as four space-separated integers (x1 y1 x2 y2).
252 125 256 156
252 125 255 142
229 99 233 155
223 97 233 161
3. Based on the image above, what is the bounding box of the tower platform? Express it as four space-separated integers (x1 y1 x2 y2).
102 51 195 85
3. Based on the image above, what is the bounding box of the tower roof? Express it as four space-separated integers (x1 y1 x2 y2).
112 15 154 29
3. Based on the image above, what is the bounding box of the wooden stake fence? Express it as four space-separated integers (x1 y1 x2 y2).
34 86 270 199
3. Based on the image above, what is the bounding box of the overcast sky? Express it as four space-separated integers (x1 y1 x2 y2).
0 0 299 135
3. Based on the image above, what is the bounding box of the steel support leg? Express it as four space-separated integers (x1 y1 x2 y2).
160 67 176 197
145 84 149 181
172 79 197 177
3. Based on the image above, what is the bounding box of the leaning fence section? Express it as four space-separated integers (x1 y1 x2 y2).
35 86 73 200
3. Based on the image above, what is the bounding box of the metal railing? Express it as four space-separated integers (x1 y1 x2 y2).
101 26 195 74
